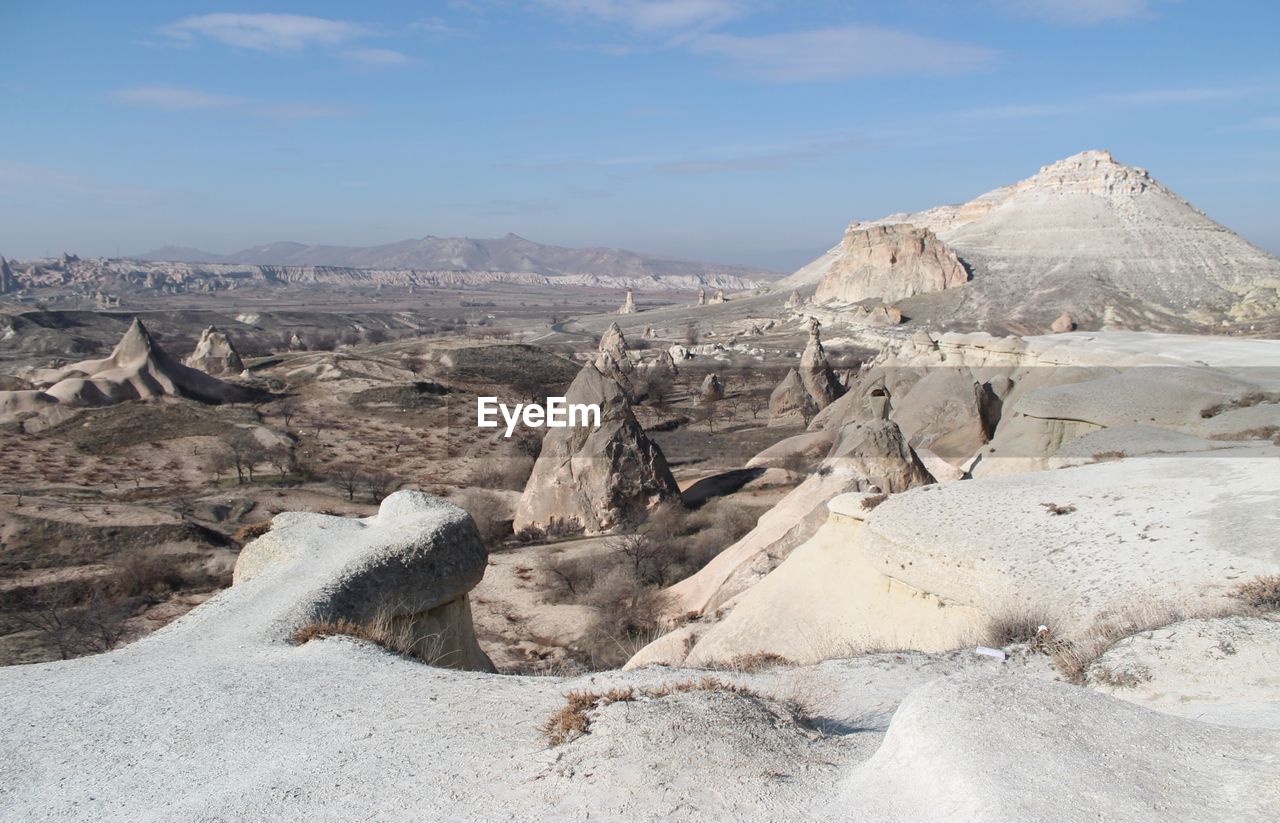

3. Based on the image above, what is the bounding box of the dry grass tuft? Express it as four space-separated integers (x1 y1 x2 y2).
721 651 791 673
234 521 273 544
540 677 772 746
1039 502 1077 516
860 493 888 510
1232 575 1280 611
290 610 453 667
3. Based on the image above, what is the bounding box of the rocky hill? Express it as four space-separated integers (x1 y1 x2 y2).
786 150 1280 333
3 255 766 297
137 232 777 283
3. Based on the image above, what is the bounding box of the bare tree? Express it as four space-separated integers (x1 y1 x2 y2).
331 463 362 501
362 470 401 503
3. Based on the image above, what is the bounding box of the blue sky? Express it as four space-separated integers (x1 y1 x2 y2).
1 1 1278 270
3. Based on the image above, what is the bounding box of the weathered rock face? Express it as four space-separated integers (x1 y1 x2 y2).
709 288 726 304
618 288 637 315
235 492 493 671
700 373 725 403
514 360 679 534
799 320 844 410
0 256 15 294
768 368 814 426
642 325 657 339
656 417 933 621
786 150 1280 333
599 322 630 363
697 287 706 306
815 223 968 305
2 318 258 426
185 325 245 376
784 289 805 309
1052 313 1077 333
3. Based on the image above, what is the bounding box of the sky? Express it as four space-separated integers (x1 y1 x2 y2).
1 0 1278 271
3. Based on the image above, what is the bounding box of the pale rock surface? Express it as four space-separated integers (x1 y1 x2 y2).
799 319 844 410
1051 312 1077 333
1088 616 1280 729
784 150 1280 332
184 324 245 376
0 317 256 425
661 419 931 619
828 672 1280 822
514 359 679 534
815 223 968 304
618 287 637 315
700 372 725 402
768 368 816 426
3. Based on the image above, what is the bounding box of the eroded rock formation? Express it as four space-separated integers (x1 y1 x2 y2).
513 357 679 534
185 325 245 376
618 288 637 315
815 223 968 304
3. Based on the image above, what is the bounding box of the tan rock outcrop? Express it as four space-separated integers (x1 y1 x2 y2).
185 325 245 376
1052 312 1077 333
2 318 258 425
768 368 814 425
799 319 844 410
700 373 725 402
618 288 637 315
513 359 679 534
709 289 726 304
815 223 968 305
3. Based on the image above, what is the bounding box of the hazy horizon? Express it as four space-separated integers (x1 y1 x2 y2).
2 1 1278 269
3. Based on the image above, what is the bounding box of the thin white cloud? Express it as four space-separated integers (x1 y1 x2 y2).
110 85 242 111
1001 0 1152 25
110 86 347 119
688 26 995 82
539 0 747 33
162 13 366 52
0 161 172 206
343 48 418 67
955 82 1280 121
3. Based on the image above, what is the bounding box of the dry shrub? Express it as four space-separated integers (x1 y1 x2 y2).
1233 575 1280 611
234 521 273 544
722 651 790 673
540 677 773 746
1040 502 1077 516
860 493 887 510
1051 600 1197 684
290 610 453 666
1091 450 1126 462
109 550 187 598
467 455 536 491
454 489 510 545
982 605 1058 650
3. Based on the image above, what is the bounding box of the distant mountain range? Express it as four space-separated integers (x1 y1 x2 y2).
139 233 779 281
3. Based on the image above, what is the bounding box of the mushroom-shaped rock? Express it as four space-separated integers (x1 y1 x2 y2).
233 491 494 671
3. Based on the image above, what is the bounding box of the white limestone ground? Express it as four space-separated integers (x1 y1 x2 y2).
3 494 1279 819
1088 616 1280 729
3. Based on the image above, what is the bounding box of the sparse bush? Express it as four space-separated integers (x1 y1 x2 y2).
234 521 273 544
540 677 782 746
455 489 510 545
722 652 790 673
290 611 452 666
1233 575 1280 611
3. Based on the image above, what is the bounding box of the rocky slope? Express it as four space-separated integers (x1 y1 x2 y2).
786 150 1280 333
